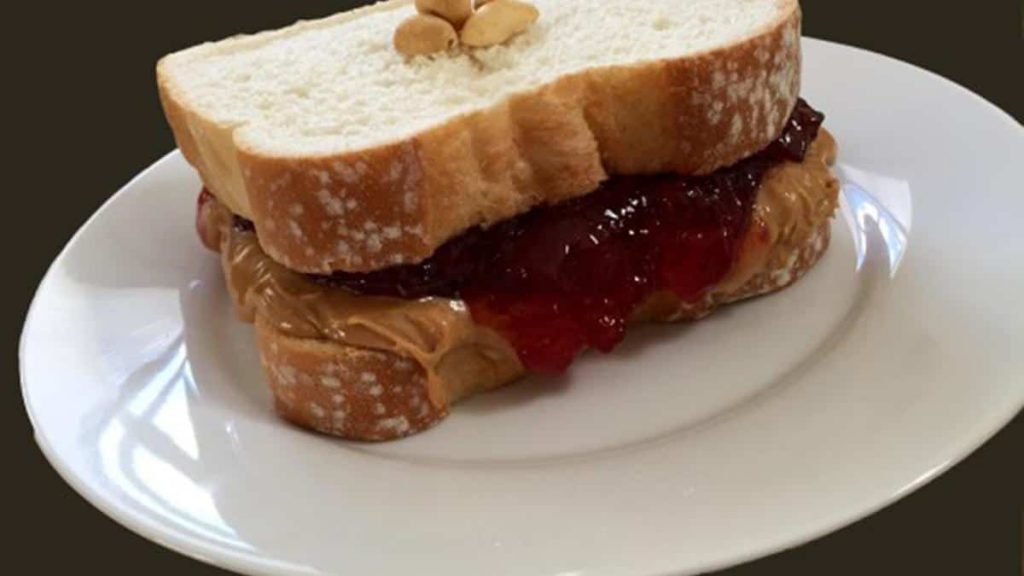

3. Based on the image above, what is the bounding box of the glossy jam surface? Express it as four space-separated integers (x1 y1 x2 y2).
226 101 824 373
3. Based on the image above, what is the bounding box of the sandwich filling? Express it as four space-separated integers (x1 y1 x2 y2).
199 100 838 405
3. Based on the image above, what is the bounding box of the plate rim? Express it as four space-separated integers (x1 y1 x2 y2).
19 37 1024 576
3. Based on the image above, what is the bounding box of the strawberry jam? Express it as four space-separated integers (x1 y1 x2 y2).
299 101 821 372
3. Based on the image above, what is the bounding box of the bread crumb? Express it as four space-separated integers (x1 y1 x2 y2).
376 416 410 434
386 162 402 182
712 70 726 89
403 191 418 213
268 174 292 193
278 365 298 386
333 162 359 184
366 234 383 253
318 188 347 216
729 115 744 141
322 362 345 375
332 409 347 428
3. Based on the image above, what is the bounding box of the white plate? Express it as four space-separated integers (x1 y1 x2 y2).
20 39 1024 576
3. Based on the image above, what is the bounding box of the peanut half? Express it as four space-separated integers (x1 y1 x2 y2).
460 0 540 48
394 13 459 57
416 0 474 28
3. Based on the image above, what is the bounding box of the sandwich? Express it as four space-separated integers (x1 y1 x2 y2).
157 0 840 441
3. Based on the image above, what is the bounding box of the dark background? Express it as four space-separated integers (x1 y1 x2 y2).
7 1 1023 574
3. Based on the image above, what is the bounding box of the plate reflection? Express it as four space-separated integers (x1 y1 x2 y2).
838 163 912 276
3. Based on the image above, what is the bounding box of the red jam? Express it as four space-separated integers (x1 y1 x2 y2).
237 101 823 373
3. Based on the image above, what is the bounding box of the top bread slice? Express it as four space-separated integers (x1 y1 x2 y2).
158 0 802 273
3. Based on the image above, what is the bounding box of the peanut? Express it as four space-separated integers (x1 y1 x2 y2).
460 0 539 48
394 14 459 57
415 0 474 28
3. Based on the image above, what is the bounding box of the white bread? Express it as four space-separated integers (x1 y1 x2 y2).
158 0 802 273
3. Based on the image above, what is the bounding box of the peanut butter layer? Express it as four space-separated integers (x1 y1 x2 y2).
717 129 839 293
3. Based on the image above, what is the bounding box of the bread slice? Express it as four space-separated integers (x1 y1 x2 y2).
159 0 802 273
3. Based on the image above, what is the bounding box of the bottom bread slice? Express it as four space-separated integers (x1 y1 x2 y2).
255 223 832 442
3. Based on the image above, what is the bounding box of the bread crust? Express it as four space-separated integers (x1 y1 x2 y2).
158 0 802 273
257 222 831 442
257 318 449 441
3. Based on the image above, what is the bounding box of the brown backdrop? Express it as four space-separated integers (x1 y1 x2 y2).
6 1 1022 574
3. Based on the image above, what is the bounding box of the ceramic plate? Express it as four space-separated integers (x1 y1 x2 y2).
20 39 1024 576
